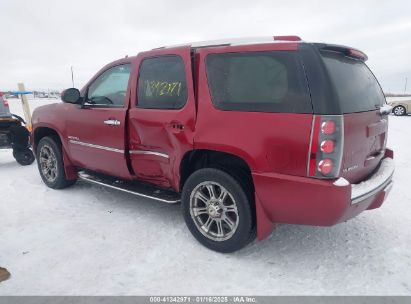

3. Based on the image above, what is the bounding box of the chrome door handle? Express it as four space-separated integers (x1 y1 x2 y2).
104 119 121 126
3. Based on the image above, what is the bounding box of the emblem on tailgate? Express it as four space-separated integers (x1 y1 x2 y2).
343 164 359 173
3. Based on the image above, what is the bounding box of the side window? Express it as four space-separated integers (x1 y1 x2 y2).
205 52 312 113
87 64 131 106
137 56 187 109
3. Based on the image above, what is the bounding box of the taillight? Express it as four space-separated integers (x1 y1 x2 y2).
308 115 344 178
3 99 9 107
321 120 335 135
318 159 333 175
320 139 334 153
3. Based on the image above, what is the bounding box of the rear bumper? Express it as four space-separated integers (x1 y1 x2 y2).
253 156 394 240
350 157 394 204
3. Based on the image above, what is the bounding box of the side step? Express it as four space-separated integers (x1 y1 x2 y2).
78 171 180 204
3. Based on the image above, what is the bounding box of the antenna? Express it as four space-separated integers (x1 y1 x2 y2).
71 66 75 88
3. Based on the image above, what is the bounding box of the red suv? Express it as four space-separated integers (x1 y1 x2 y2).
32 36 394 252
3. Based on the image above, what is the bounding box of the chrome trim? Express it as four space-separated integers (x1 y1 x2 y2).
78 172 180 204
129 150 169 159
306 115 316 176
352 180 393 205
351 158 394 205
104 119 121 126
69 140 124 153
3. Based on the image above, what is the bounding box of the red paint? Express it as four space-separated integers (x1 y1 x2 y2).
127 46 196 190
31 40 394 242
341 111 388 183
273 35 302 41
348 49 368 61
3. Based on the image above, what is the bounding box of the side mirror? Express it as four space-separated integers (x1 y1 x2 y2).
61 88 81 104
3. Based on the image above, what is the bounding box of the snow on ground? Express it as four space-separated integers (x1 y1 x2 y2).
1 99 411 295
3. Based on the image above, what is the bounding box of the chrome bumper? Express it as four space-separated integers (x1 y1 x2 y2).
351 157 395 205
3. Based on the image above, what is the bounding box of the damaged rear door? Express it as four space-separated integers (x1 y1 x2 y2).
127 46 196 191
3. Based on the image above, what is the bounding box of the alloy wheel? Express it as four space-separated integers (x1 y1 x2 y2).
39 144 58 183
189 181 239 241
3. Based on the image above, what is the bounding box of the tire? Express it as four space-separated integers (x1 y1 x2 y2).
182 168 255 253
13 148 35 166
393 105 406 116
36 136 76 189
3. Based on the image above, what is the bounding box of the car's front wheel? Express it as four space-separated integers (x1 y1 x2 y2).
36 136 76 189
393 105 406 116
182 168 255 253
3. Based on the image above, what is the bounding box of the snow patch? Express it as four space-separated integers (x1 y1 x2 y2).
333 177 350 187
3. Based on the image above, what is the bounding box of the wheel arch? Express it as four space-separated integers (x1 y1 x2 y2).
179 149 255 193
33 126 62 153
179 148 276 241
33 126 77 180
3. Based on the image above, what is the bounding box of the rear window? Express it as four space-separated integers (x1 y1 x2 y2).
205 51 312 113
321 52 385 113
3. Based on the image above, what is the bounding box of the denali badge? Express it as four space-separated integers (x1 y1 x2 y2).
68 136 79 141
343 165 359 173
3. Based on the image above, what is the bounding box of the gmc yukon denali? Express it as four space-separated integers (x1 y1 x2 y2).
32 36 395 252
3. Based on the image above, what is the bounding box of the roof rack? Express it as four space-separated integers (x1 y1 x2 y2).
154 35 302 50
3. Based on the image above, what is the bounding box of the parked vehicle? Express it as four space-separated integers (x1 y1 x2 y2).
32 36 394 252
0 92 35 165
387 98 411 116
0 93 11 118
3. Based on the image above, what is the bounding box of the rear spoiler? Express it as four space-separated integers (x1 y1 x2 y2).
318 44 368 61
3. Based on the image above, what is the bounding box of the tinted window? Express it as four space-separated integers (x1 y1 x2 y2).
87 64 131 106
137 56 187 109
205 51 312 113
322 52 385 113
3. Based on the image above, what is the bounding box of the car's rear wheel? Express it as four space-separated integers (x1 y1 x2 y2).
182 168 255 253
36 136 76 189
393 105 406 116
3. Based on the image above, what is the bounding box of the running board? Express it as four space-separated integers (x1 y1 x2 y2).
78 171 180 204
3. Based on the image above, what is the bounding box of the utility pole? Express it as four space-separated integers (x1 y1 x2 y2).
17 83 32 131
71 66 75 87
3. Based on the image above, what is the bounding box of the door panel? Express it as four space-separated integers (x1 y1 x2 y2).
65 62 132 179
128 46 196 190
66 106 130 179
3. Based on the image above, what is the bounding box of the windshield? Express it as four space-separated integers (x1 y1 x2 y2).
321 51 385 113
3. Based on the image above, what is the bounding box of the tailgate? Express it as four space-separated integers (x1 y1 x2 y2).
342 110 388 183
319 46 388 183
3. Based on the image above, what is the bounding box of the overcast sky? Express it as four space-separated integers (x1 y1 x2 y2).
0 0 410 93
